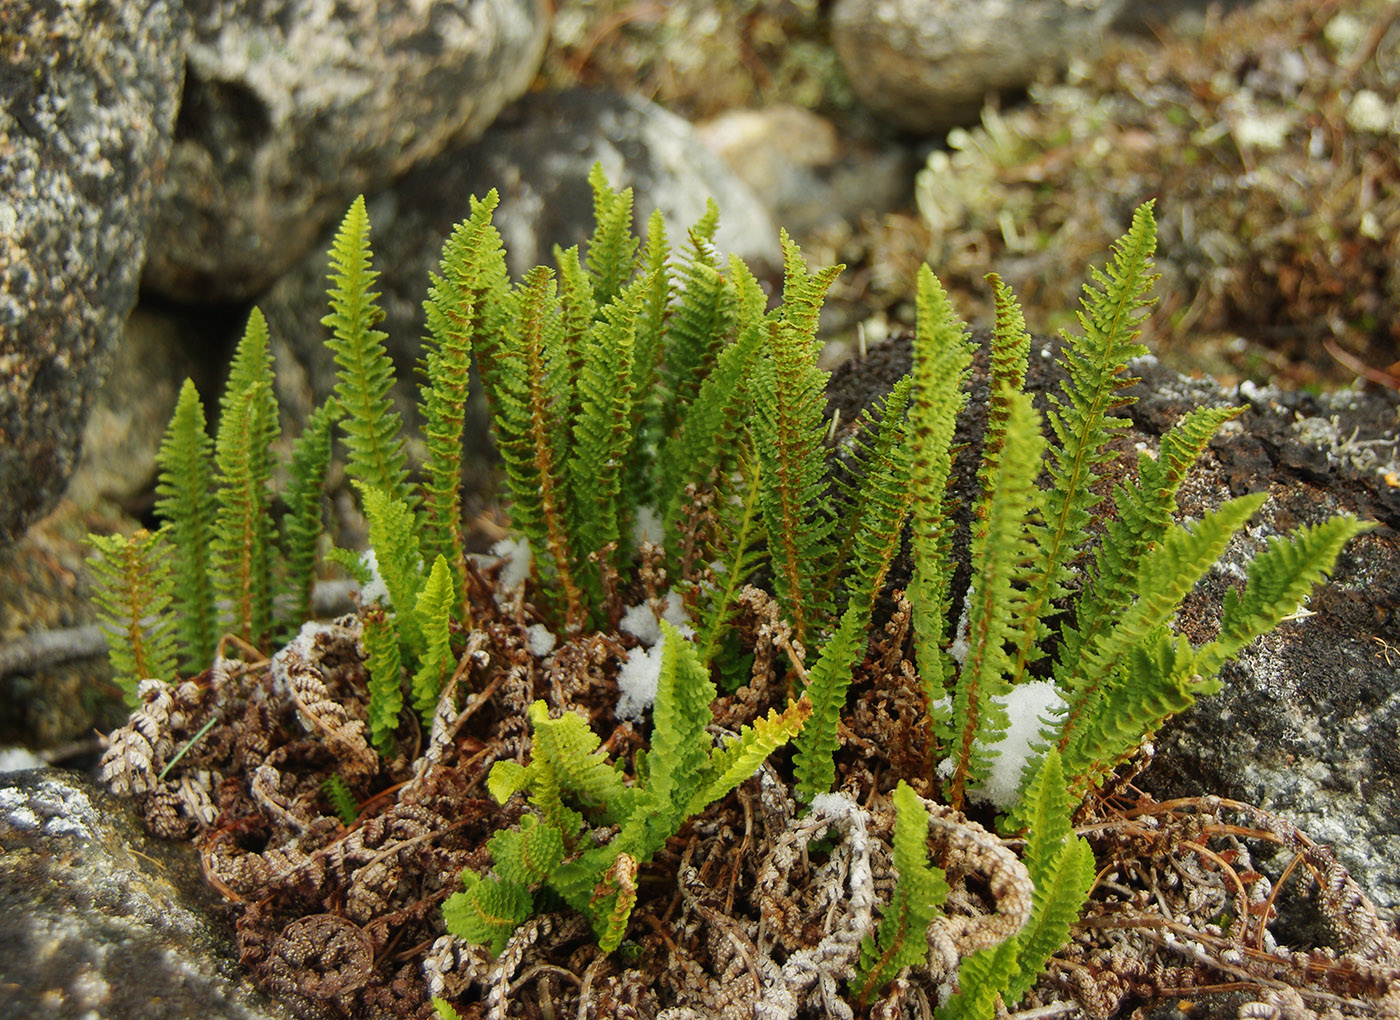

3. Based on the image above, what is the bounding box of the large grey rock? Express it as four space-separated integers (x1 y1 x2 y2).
142 0 550 302
695 104 913 238
831 0 1125 134
0 0 186 546
828 335 1400 914
0 768 295 1020
258 89 780 447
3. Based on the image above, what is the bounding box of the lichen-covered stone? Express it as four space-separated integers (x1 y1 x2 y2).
831 0 1125 134
0 768 296 1020
141 0 550 302
0 0 187 546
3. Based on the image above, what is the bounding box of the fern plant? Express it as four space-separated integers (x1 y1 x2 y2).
445 625 811 952
89 168 1374 1015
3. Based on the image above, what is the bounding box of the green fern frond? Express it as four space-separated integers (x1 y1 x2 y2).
569 277 643 603
1197 515 1375 676
279 397 339 631
1009 202 1158 684
622 210 674 512
411 554 456 722
658 206 730 439
418 195 505 617
322 195 414 512
432 998 463 1020
362 604 404 755
793 604 872 802
829 376 914 617
659 319 765 539
691 441 767 667
1002 751 1096 1005
937 936 1021 1020
212 381 274 647
978 274 1032 487
442 871 532 955
490 701 629 834
1052 629 1204 805
585 163 640 308
322 774 359 825
488 814 567 887
907 265 975 724
554 244 594 437
356 482 425 652
1053 491 1268 782
855 781 949 1003
154 379 218 671
87 528 178 704
1059 404 1243 679
947 388 1045 810
488 266 584 627
223 307 281 474
614 622 715 862
687 696 811 814
754 232 842 644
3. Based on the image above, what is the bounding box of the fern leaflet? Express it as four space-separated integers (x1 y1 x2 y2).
87 528 178 704
279 397 339 632
323 195 414 512
907 265 974 727
154 379 218 671
855 781 949 1003
753 232 842 645
411 554 455 723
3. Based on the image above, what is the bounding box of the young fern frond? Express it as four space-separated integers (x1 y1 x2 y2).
1058 404 1244 679
489 814 567 888
855 781 949 1004
87 528 178 704
418 196 504 617
213 381 274 647
488 266 584 628
941 751 1094 1019
442 871 532 955
613 622 715 863
828 376 914 617
155 379 218 671
793 604 872 802
569 278 643 605
323 195 414 512
411 555 455 723
1196 514 1375 676
691 442 767 668
279 397 339 631
362 604 404 754
658 204 729 440
1009 203 1158 684
947 388 1045 810
1052 491 1268 789
907 266 974 724
1003 749 1096 1004
585 163 640 308
356 482 425 652
754 233 842 645
687 696 811 814
321 774 359 825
